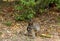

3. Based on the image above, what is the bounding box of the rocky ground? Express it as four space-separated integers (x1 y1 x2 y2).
0 2 60 41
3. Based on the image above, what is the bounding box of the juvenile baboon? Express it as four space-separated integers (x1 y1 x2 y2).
27 20 40 38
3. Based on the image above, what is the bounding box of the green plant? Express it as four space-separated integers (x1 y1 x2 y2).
14 0 36 21
4 21 12 26
14 14 25 21
56 0 60 9
20 0 36 7
15 5 24 11
0 32 2 35
14 8 35 21
14 0 60 21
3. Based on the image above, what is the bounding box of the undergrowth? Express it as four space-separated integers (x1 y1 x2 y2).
14 0 60 21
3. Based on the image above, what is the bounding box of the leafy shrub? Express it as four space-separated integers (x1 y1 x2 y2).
14 8 35 21
55 0 60 9
14 0 60 21
14 0 37 21
20 0 36 7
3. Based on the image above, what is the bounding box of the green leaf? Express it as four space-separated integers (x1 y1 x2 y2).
15 5 23 10
27 14 34 19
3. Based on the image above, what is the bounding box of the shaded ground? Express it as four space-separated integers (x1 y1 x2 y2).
0 2 60 41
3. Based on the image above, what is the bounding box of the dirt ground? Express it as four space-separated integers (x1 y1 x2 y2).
0 2 60 41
